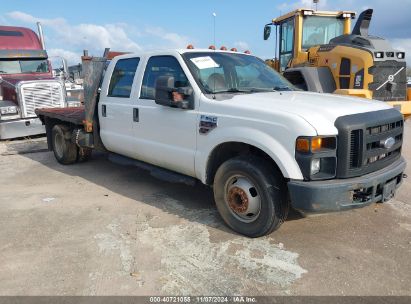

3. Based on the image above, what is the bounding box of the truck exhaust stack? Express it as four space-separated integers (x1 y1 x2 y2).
36 22 46 50
352 8 373 37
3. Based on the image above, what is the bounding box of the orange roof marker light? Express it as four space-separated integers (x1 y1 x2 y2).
244 50 251 54
220 46 227 51
186 44 194 49
230 48 238 52
209 45 216 50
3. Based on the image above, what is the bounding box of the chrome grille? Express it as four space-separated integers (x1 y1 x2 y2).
20 81 65 117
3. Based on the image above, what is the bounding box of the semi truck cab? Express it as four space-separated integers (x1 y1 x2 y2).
0 25 68 139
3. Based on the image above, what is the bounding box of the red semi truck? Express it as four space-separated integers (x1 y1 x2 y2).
0 23 71 139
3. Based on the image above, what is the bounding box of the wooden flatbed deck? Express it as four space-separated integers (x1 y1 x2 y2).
35 106 85 125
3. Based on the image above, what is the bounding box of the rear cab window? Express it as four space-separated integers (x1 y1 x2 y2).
108 57 140 98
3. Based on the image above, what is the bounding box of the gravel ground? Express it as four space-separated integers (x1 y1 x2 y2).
0 122 410 296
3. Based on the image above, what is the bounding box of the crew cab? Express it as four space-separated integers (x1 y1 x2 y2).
36 49 406 237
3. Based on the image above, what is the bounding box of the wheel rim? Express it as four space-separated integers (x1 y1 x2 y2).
224 175 261 223
54 131 65 158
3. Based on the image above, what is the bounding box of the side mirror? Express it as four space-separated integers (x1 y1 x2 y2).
264 25 271 40
155 75 194 109
49 56 70 81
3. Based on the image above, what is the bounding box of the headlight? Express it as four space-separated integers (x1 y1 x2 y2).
0 106 18 115
295 136 337 180
374 52 384 58
397 52 405 59
311 159 321 175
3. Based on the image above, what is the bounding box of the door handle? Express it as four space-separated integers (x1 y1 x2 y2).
133 108 139 122
102 105 107 117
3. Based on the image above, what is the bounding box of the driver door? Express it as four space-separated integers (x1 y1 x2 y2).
133 55 198 176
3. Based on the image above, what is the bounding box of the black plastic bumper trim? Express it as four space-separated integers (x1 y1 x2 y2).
288 157 406 212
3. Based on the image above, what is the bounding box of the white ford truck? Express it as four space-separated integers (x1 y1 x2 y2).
36 49 406 237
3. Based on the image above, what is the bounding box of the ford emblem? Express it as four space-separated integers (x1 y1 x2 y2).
381 137 395 149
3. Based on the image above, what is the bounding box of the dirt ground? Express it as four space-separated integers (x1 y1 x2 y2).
0 122 410 296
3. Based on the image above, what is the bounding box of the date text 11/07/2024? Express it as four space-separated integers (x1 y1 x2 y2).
149 296 257 303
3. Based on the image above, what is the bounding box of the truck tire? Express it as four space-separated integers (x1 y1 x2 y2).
51 124 78 165
77 147 92 162
213 156 288 237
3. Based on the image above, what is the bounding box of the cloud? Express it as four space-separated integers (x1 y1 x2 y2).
277 0 328 12
5 11 191 65
7 11 66 27
6 11 141 64
390 38 411 64
234 41 249 51
47 48 81 65
145 26 190 48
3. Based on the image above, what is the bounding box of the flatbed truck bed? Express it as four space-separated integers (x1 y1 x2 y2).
36 107 85 126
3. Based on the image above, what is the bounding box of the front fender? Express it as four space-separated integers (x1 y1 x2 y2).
195 126 304 183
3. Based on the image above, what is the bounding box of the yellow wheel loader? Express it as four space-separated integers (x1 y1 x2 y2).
263 8 411 119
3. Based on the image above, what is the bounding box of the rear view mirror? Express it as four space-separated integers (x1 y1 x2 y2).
49 56 69 81
264 25 272 40
155 76 194 109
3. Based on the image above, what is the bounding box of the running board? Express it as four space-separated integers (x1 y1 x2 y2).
108 153 197 186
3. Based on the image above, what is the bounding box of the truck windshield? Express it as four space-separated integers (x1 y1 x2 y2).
302 16 344 49
0 59 49 74
182 52 294 94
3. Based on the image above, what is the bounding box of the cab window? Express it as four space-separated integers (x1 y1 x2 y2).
140 56 189 100
302 16 344 49
108 57 140 98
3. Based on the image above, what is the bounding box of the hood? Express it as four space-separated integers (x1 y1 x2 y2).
221 91 392 134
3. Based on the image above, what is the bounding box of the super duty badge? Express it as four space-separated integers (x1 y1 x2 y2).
199 115 218 135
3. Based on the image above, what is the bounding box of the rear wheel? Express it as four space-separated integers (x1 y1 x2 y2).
213 156 288 237
51 124 78 165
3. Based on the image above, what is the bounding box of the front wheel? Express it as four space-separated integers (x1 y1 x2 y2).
213 156 288 237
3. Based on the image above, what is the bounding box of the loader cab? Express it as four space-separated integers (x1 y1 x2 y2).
264 9 355 72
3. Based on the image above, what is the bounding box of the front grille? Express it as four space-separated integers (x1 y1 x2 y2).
335 109 403 178
355 120 402 167
368 61 407 101
20 81 65 117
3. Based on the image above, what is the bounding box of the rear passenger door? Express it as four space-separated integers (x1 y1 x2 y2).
133 55 197 176
99 57 140 156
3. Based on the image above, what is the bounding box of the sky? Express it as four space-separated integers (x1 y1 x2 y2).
1 0 411 65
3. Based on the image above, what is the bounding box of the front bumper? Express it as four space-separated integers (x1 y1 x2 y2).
0 117 45 140
288 157 406 212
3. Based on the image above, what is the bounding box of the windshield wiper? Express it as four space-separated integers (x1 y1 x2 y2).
212 88 253 94
273 86 293 91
